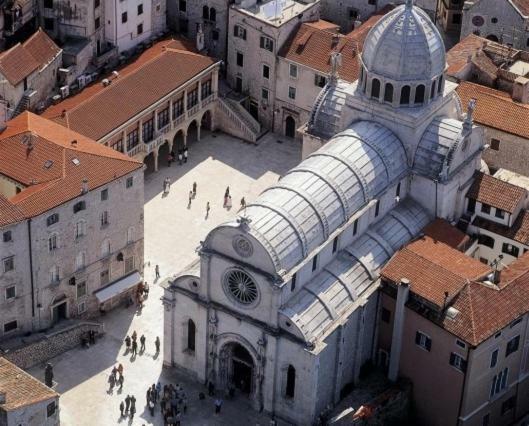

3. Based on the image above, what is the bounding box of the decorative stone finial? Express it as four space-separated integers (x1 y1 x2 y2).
466 98 477 123
405 0 414 9
329 52 342 84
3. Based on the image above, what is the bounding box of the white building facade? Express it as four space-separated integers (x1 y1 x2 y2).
163 2 488 424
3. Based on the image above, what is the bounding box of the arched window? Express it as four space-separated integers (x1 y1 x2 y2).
396 182 401 198
384 83 393 103
187 319 196 351
210 7 216 22
286 365 296 398
430 80 436 99
371 78 380 99
414 84 425 104
438 75 443 94
400 85 410 105
75 252 86 271
127 226 134 244
202 5 209 20
363 74 367 93
359 67 364 84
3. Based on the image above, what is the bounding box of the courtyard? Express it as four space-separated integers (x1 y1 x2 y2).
29 131 301 426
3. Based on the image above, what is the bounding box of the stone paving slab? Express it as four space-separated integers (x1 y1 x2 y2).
28 131 300 426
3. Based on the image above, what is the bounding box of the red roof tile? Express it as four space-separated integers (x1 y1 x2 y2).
304 19 340 32
43 39 216 141
0 44 39 86
466 171 526 213
23 28 62 68
0 195 25 228
0 357 58 411
423 218 471 251
446 34 486 76
381 231 491 309
456 81 529 140
472 210 529 246
0 112 142 218
513 0 529 16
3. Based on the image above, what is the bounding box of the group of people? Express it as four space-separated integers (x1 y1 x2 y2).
150 382 189 425
135 281 149 308
124 330 160 356
167 147 189 167
108 363 125 392
119 394 137 420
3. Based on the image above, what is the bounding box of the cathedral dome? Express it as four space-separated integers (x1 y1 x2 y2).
361 1 446 82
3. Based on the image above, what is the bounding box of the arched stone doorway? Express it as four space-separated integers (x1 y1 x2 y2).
285 115 296 138
219 342 255 396
486 34 499 42
173 130 185 152
143 151 156 174
187 120 199 144
201 109 213 131
158 141 170 168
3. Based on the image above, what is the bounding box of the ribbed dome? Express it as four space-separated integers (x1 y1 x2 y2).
361 2 446 82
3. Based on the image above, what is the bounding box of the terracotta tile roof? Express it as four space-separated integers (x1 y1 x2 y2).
279 24 361 83
278 7 391 84
0 112 142 218
381 230 491 309
446 34 486 76
0 28 61 86
513 0 529 16
0 195 25 228
471 52 497 80
423 218 471 251
0 357 58 411
43 39 215 141
456 81 529 140
466 171 526 213
472 210 529 246
304 19 340 32
23 28 62 68
0 44 39 86
442 254 529 346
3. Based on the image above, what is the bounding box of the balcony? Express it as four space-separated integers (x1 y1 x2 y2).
187 104 200 118
201 92 216 108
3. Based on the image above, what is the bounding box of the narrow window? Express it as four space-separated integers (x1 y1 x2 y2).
490 139 500 150
101 189 108 201
3 231 12 242
414 85 425 104
126 177 133 188
353 219 358 236
187 319 196 351
138 3 143 15
481 203 491 214
312 256 318 272
381 307 391 323
375 200 380 217
332 236 339 253
291 273 296 291
236 52 244 67
371 78 380 99
490 349 498 368
400 85 410 105
202 5 209 20
121 12 127 23
286 365 296 398
396 182 401 197
415 331 432 351
438 75 443 94
430 80 436 99
384 83 393 102
467 198 476 213
506 335 520 357
210 8 216 22
262 64 270 79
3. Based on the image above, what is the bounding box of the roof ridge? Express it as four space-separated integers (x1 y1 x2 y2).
64 49 173 115
65 146 143 165
463 282 478 345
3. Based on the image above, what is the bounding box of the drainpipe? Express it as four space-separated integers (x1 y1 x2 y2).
388 278 410 382
456 345 472 425
28 219 35 319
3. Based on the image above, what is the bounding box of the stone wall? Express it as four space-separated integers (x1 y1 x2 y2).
0 321 103 370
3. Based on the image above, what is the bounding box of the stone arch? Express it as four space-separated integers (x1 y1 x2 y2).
400 85 410 105
486 34 499 42
210 7 216 22
201 109 213 131
414 84 425 104
173 129 186 152
371 78 380 99
187 119 199 144
384 82 393 103
143 151 156 174
202 5 209 20
158 140 171 167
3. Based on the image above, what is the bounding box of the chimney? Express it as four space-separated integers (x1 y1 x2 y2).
71 139 78 147
61 109 66 118
512 76 529 104
81 178 88 194
388 278 410 382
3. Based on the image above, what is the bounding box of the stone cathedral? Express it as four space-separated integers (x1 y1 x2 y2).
163 1 487 424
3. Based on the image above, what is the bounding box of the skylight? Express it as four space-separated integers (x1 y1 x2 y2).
72 158 80 166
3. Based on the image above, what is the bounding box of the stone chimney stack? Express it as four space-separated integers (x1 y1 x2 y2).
512 76 529 104
388 278 410 382
81 178 88 194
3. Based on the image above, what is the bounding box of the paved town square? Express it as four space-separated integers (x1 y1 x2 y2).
29 131 300 425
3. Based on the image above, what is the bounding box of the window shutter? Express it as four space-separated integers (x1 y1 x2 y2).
425 337 432 351
449 353 455 365
233 25 238 36
461 359 468 373
415 332 421 345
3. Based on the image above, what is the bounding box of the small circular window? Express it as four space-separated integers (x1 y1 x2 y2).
223 269 259 306
232 235 253 258
491 17 498 24
472 15 484 27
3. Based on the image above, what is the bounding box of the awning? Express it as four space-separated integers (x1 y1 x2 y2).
94 272 141 303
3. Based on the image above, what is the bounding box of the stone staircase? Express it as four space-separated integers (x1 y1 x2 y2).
217 97 261 143
12 90 36 118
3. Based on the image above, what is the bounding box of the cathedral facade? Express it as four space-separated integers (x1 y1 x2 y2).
162 1 486 424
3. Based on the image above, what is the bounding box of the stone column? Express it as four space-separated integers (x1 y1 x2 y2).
138 119 143 144
183 130 187 147
154 111 159 132
153 148 159 172
122 129 127 154
212 69 219 95
184 90 188 113
388 278 410 382
197 123 201 141
198 80 202 103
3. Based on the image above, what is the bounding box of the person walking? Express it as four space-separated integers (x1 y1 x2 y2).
149 398 155 416
117 363 123 378
155 264 160 279
125 395 131 413
111 366 117 381
132 339 138 356
130 395 136 411
178 151 183 165
206 201 210 219
192 182 197 197
226 195 232 209
167 152 173 167
151 384 157 402
240 197 246 209
225 186 230 197
130 405 136 420
214 398 223 414
146 388 151 406
188 190 193 207
156 381 162 399
118 374 124 390
184 147 188 163
119 400 124 417
155 336 160 354
140 334 146 352
108 373 115 392
132 330 137 342
125 335 131 352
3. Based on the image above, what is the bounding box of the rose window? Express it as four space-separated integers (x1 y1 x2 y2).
223 269 259 305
